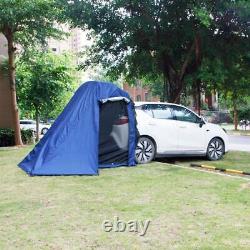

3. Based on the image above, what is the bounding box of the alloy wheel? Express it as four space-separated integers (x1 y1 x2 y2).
135 137 155 164
207 138 224 161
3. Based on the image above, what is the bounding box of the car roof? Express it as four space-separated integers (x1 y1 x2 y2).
134 101 186 109
134 101 200 117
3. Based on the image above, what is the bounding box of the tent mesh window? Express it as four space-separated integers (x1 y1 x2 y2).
99 100 129 165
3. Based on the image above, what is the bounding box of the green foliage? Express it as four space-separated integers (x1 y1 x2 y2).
21 129 34 144
64 0 250 102
141 76 164 100
238 107 250 120
0 129 14 146
0 0 65 46
198 59 228 91
233 97 250 120
0 128 34 147
217 52 250 109
16 50 77 120
192 0 250 113
194 6 212 27
0 0 68 145
64 0 217 101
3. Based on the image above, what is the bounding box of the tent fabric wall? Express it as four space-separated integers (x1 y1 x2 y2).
18 81 137 176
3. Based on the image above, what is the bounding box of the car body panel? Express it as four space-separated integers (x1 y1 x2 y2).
111 116 129 150
20 120 50 134
175 119 206 152
136 110 179 152
135 102 229 158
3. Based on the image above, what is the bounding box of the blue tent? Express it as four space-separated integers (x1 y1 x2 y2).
18 81 137 176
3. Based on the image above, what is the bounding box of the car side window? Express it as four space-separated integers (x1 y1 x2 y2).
173 106 198 123
142 104 174 120
141 104 154 117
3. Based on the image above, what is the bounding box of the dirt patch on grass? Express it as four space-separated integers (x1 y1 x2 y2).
239 182 250 191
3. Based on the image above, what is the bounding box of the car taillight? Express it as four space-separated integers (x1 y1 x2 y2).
114 116 128 125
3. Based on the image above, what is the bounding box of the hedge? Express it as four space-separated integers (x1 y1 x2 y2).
0 128 34 147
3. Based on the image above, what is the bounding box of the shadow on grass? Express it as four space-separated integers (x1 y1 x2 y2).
155 156 206 165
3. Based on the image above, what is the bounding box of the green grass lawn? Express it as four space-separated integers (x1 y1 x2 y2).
1 147 250 249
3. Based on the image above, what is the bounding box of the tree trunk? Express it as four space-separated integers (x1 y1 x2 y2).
196 78 201 116
195 34 202 116
35 107 40 142
161 34 202 105
165 73 182 104
192 84 198 111
233 100 238 131
170 79 182 104
162 56 182 103
162 74 168 102
5 30 23 146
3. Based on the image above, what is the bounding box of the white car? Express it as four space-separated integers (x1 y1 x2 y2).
20 120 50 135
111 115 129 150
135 102 229 164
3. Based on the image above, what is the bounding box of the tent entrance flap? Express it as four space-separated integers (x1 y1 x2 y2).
99 100 129 166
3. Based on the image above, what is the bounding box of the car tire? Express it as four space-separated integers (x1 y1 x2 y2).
206 138 225 161
41 128 48 135
135 137 156 164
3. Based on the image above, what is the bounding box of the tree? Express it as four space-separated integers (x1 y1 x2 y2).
16 51 77 141
198 0 250 128
63 0 250 105
221 58 250 130
0 0 64 145
63 0 213 103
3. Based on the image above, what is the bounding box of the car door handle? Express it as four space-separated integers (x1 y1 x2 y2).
179 126 187 128
148 123 156 126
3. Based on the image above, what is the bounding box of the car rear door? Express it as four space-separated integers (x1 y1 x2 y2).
138 104 179 154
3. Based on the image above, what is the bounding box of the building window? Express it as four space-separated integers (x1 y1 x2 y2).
52 48 57 52
136 95 141 101
145 92 150 101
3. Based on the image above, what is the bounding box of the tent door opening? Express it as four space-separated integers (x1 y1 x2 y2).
99 100 129 166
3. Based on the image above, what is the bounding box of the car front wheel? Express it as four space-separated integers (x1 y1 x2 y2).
135 137 156 164
206 138 225 161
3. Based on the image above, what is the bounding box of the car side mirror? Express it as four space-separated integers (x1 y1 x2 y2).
198 117 205 128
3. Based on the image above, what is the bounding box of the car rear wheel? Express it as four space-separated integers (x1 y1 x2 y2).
41 128 48 135
207 138 225 161
135 137 155 164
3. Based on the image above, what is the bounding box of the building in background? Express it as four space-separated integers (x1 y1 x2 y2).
48 27 88 57
48 27 91 82
204 91 219 110
0 34 15 129
123 82 159 102
0 34 8 58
